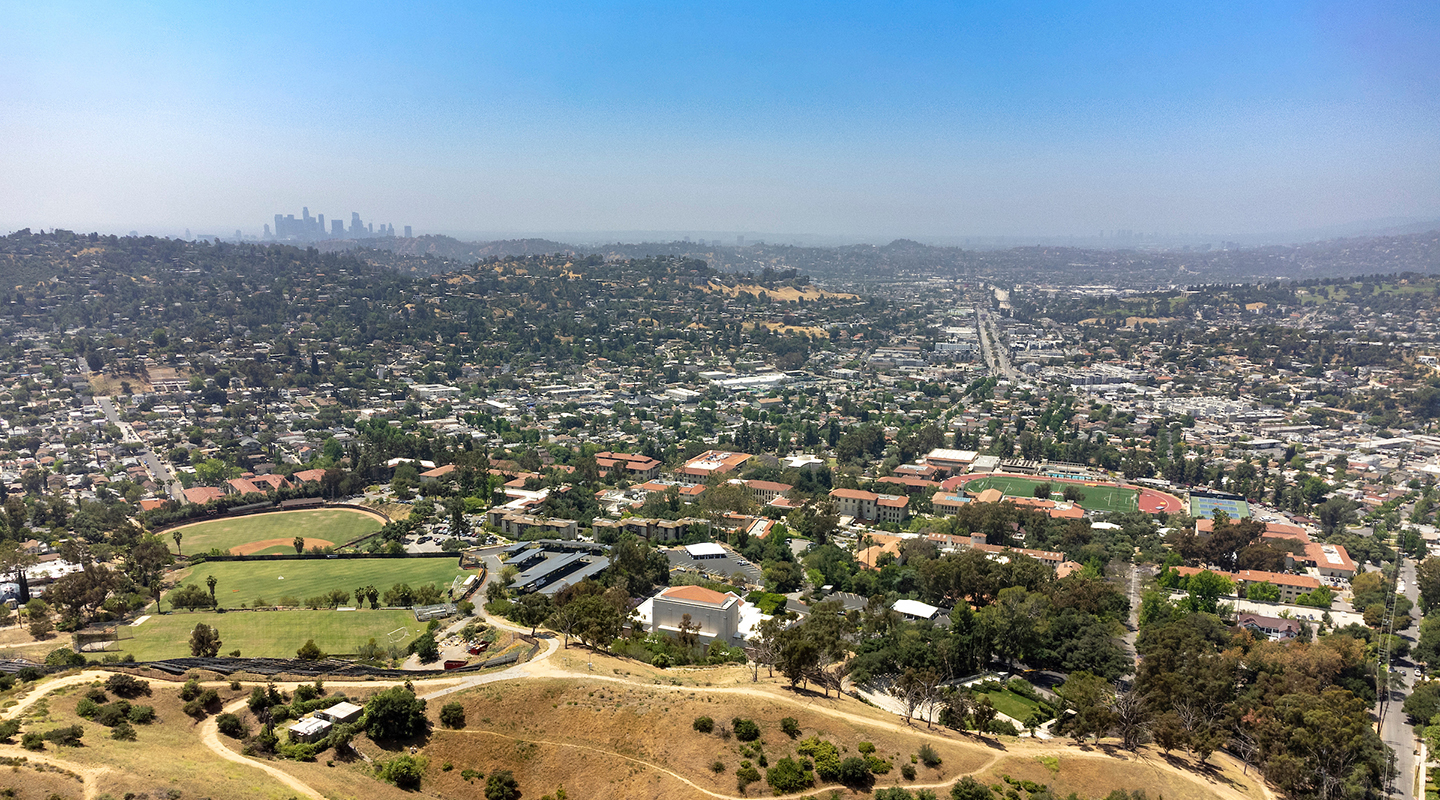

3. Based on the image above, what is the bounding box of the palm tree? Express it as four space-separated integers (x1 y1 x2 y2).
206 575 218 605
172 530 183 557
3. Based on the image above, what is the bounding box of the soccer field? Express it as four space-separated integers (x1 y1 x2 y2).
168 557 472 610
963 475 1138 513
165 508 383 555
115 608 422 660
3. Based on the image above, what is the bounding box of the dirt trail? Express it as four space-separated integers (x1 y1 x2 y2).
0 744 110 800
200 698 325 799
1 638 1272 800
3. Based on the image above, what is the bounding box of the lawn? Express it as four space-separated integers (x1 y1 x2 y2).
165 508 383 555
168 557 472 609
964 475 1138 513
973 686 1044 722
116 608 423 659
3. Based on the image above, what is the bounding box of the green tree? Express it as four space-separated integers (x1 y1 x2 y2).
188 623 222 657
378 754 424 790
485 769 520 800
439 701 466 729
1417 557 1440 614
1178 570 1233 614
979 586 1048 670
510 592 554 636
951 776 993 800
296 638 324 661
363 686 429 741
1245 581 1280 603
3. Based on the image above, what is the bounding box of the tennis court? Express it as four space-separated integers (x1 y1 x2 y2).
1190 495 1250 519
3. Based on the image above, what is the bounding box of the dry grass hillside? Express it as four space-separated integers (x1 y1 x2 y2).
0 653 1272 800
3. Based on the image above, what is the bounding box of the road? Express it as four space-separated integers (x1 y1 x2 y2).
975 306 1021 382
1379 555 1422 799
97 395 187 503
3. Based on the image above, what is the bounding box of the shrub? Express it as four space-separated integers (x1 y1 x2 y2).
378 754 425 790
780 717 800 738
0 719 20 743
797 736 842 781
44 647 85 667
485 769 520 800
710 759 726 773
105 674 150 698
216 713 248 739
952 776 993 800
865 753 893 774
736 761 762 791
110 721 137 741
987 719 1019 736
179 678 202 701
84 687 109 703
43 725 84 747
837 756 875 788
858 741 876 754
902 763 917 780
128 705 155 724
693 715 714 733
765 756 814 793
183 689 220 718
918 743 942 767
76 697 100 719
95 701 133 727
21 732 43 750
440 702 466 729
731 717 760 742
296 639 324 661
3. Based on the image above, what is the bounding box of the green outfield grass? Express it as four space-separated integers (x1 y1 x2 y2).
113 608 422 660
972 686 1044 722
165 508 383 554
168 557 472 609
963 475 1138 513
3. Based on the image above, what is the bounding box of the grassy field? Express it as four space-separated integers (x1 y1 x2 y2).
965 475 1138 513
166 508 383 555
169 557 471 609
115 608 423 659
973 686 1044 721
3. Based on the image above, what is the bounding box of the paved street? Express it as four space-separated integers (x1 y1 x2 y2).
1379 555 1422 799
98 395 187 503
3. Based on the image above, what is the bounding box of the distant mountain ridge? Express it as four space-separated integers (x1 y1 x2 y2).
327 228 1440 287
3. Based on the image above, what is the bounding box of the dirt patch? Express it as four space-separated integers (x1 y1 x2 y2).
421 677 990 799
229 537 335 556
980 747 1267 800
703 282 858 302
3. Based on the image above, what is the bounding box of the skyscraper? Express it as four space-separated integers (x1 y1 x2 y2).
404 225 412 238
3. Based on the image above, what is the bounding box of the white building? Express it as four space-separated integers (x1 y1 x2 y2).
649 585 744 644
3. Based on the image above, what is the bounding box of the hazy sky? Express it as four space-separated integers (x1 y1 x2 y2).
3 1 1438 240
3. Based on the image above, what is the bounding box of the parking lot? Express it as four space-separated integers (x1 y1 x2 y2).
664 544 765 585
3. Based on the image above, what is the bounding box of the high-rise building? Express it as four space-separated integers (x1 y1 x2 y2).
332 219 344 236
404 225 412 238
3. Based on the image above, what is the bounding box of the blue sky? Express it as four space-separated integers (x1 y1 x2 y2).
2 0 1438 240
